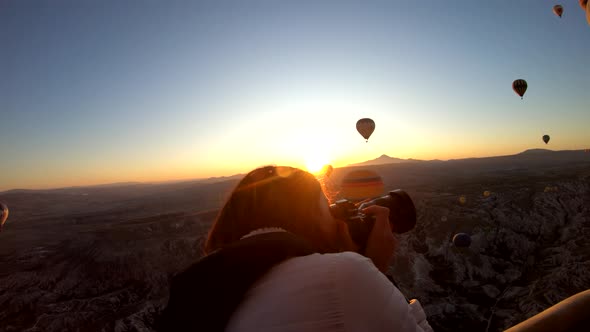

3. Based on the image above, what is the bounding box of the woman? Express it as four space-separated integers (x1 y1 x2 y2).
158 166 432 332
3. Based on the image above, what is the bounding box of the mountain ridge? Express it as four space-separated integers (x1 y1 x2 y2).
2 149 588 193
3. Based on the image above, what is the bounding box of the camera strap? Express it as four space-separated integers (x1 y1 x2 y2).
156 231 316 332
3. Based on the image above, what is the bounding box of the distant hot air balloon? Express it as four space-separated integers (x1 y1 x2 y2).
459 195 467 205
580 0 588 11
543 134 550 144
483 190 491 197
0 202 8 232
322 164 334 178
453 233 472 248
356 118 375 142
553 5 564 17
340 169 384 201
544 186 558 193
513 79 528 99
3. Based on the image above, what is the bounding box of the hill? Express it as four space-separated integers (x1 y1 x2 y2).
348 154 422 166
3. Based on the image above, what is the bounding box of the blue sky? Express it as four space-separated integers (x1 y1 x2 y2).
1 0 589 190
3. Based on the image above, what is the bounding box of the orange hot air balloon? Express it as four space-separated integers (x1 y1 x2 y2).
340 169 384 201
553 5 564 17
580 0 588 11
321 164 333 178
512 79 528 99
356 118 375 142
0 202 8 232
459 195 467 205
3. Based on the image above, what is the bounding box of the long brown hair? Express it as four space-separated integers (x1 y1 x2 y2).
204 166 331 254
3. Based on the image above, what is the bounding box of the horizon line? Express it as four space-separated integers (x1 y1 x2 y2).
1 148 586 193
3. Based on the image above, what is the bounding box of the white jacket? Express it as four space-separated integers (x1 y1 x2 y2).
226 250 433 332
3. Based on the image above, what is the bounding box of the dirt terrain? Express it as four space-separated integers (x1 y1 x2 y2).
1 150 589 331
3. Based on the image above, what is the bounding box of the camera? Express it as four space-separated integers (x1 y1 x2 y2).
329 189 416 251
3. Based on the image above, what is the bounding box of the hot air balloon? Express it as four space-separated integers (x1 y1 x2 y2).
483 190 491 197
580 0 588 11
513 79 528 99
321 164 333 178
356 118 375 142
340 169 384 201
544 186 558 193
553 5 564 17
0 202 8 232
543 134 550 144
459 195 467 205
453 233 472 248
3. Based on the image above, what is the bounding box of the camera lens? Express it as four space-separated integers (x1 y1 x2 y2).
360 190 416 234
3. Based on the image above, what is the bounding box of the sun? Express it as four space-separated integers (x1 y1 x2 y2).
304 151 330 175
285 131 333 175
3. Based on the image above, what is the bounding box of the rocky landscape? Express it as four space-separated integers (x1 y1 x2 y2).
1 150 589 331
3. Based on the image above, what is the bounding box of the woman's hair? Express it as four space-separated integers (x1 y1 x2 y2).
204 166 329 254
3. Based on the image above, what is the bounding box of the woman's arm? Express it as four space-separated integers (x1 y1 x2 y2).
333 252 433 332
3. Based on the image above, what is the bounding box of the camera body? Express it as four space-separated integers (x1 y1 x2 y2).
329 189 416 251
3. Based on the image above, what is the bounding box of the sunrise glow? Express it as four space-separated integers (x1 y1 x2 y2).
1 1 589 191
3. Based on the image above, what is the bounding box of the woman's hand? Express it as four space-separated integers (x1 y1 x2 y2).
362 205 397 273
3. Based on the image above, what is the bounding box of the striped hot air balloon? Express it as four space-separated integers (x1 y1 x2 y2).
356 118 375 142
553 5 564 18
512 79 528 99
340 169 384 201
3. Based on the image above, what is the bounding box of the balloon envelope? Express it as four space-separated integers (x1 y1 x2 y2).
356 118 375 142
512 79 528 99
580 0 588 11
0 202 8 232
543 134 550 144
553 5 563 17
453 233 472 248
459 196 467 204
322 164 333 178
483 190 491 197
341 169 384 201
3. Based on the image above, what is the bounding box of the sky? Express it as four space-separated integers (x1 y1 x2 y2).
1 0 589 191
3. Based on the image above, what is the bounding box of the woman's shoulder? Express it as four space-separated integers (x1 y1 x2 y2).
287 251 381 279
281 252 423 331
288 250 373 266
280 251 403 310
229 251 428 332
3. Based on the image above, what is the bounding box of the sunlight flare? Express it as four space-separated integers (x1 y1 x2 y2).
304 153 330 174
